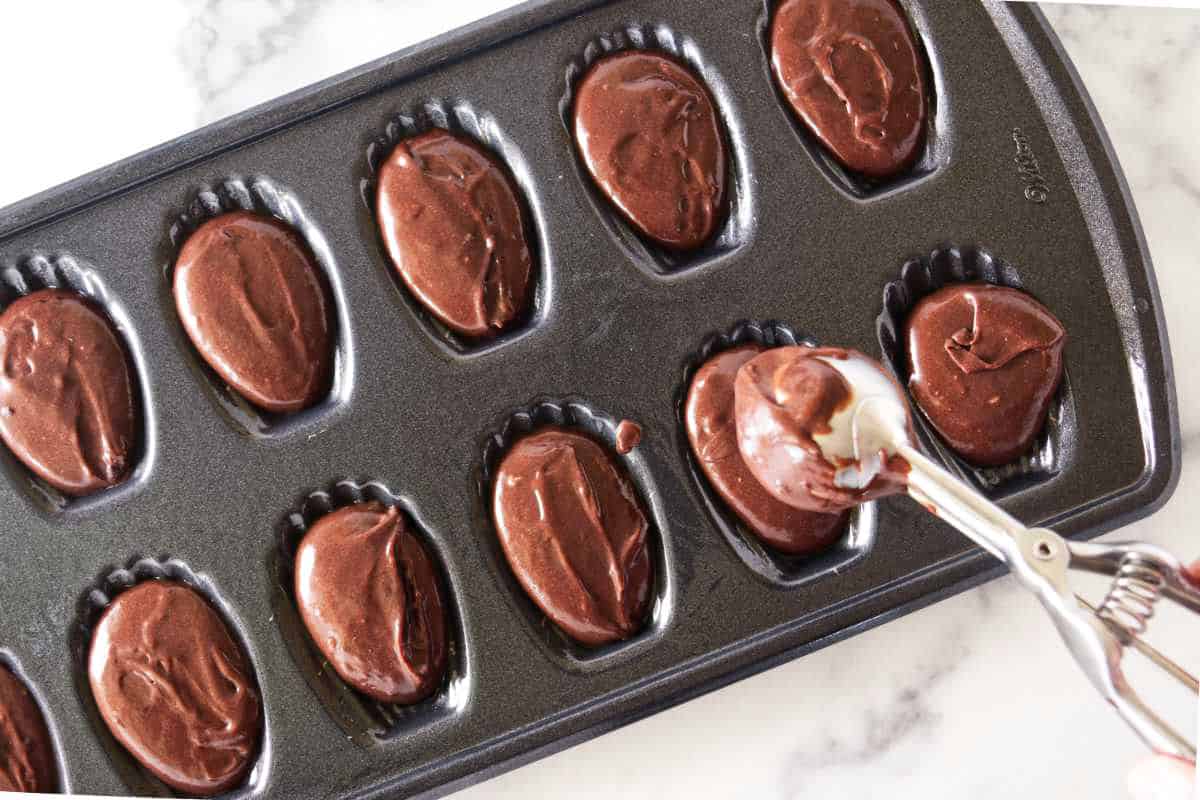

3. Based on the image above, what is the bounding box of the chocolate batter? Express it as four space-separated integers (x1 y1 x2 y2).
906 283 1066 466
0 663 57 793
376 128 534 338
735 346 911 513
687 344 848 554
770 0 928 178
174 210 334 414
295 502 449 704
492 427 653 647
573 51 727 250
0 289 137 496
88 580 262 796
614 419 642 454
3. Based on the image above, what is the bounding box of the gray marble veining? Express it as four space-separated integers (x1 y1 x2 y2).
179 0 325 125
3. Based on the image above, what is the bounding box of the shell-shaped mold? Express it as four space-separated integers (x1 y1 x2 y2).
876 245 1076 494
478 399 674 671
757 0 947 199
165 176 354 439
560 22 753 275
364 98 546 355
70 557 271 798
273 479 470 744
0 253 154 515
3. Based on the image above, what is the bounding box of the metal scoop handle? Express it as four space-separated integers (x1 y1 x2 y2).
894 441 1198 760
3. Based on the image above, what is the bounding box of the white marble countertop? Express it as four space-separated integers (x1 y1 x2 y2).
2 2 1197 798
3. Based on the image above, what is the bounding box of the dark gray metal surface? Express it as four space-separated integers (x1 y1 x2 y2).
0 1 1178 798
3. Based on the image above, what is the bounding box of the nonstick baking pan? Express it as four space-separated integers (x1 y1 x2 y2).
0 0 1178 797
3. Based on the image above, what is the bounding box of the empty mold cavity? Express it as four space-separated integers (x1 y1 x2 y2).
271 479 470 744
877 245 1077 495
559 23 754 275
164 176 354 440
478 400 675 672
70 557 271 799
677 321 877 587
0 253 155 515
757 0 948 199
363 99 547 355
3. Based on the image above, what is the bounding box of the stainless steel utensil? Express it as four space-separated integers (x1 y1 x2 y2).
843 383 1199 759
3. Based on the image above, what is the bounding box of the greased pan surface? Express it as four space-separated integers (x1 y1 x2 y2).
0 1 1177 798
